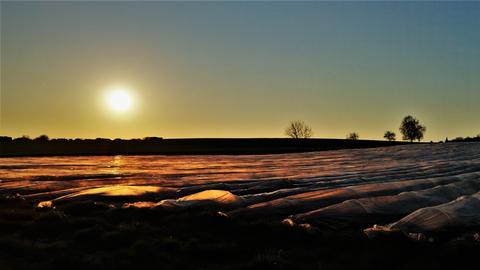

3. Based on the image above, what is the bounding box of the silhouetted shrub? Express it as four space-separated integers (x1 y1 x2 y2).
34 135 49 141
347 132 359 140
384 131 396 141
13 135 31 142
143 137 163 141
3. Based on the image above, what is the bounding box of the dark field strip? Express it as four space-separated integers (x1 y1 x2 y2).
1 138 409 157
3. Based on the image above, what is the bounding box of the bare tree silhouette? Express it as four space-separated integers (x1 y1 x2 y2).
399 115 426 142
384 131 396 141
347 132 359 140
285 120 313 139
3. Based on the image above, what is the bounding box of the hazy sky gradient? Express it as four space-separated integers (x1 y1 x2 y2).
2 1 479 140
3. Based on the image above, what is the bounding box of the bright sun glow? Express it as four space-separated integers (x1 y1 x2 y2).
106 88 132 112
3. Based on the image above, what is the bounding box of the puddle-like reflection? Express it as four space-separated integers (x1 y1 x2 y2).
109 155 124 175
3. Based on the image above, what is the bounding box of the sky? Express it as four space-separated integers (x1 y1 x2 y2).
1 1 479 141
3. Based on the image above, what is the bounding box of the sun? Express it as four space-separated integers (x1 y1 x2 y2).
106 88 132 112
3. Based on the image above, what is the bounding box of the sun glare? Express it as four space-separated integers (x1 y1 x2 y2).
106 88 132 112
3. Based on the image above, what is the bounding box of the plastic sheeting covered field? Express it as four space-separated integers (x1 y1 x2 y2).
1 142 480 236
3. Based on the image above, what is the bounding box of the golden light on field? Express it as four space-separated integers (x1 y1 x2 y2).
105 87 133 113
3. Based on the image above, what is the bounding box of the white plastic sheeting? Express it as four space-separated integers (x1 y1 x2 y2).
2 142 479 234
290 178 480 226
365 192 480 234
123 189 245 210
230 173 478 217
36 185 178 208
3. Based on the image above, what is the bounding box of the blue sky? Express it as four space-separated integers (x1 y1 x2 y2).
2 1 479 140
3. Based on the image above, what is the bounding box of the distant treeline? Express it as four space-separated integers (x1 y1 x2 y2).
0 135 164 143
448 135 480 143
0 137 411 157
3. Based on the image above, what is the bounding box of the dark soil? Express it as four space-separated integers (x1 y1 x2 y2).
1 194 478 270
